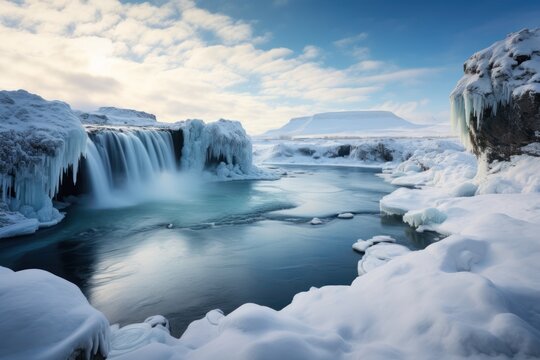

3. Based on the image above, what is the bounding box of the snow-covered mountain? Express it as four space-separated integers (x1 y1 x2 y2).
261 111 427 138
77 107 158 126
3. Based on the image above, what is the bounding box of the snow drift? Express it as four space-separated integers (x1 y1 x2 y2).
0 266 110 360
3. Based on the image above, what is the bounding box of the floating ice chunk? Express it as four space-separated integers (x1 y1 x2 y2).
310 217 323 225
357 243 410 275
352 239 372 252
0 267 110 360
352 235 396 253
167 224 173 229
337 212 354 219
403 208 447 228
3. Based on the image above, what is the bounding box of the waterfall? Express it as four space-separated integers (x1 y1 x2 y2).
84 128 178 207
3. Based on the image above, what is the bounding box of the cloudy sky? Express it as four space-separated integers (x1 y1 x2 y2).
0 0 539 134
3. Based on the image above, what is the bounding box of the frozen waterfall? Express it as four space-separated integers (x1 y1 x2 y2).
84 128 178 207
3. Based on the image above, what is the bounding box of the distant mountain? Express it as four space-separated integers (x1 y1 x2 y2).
77 107 157 126
261 111 422 138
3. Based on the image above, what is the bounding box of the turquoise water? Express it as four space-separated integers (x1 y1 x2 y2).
0 166 437 336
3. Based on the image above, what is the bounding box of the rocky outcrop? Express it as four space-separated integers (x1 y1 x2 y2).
450 28 540 161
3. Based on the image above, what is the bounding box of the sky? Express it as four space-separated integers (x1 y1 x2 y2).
0 0 539 134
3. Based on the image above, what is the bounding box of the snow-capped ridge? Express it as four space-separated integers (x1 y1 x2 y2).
262 110 422 139
78 107 157 126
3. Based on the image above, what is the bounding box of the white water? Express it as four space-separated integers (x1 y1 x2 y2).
84 129 178 208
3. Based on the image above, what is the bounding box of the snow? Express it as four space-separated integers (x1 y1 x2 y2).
352 235 396 253
254 137 463 168
0 266 110 360
337 212 354 219
260 111 445 139
450 28 540 149
0 90 87 238
77 107 157 126
100 137 540 359
357 242 411 275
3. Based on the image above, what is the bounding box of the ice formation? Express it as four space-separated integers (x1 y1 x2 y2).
181 119 253 175
0 266 110 360
84 127 178 207
0 90 87 234
450 28 540 150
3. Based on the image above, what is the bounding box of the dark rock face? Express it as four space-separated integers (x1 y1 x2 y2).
450 28 540 161
468 91 540 161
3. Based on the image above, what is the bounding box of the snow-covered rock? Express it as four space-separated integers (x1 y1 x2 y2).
450 28 540 160
0 267 110 360
0 90 87 238
77 107 157 126
261 111 423 138
310 217 323 225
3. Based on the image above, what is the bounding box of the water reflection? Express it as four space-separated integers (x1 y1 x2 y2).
0 166 439 336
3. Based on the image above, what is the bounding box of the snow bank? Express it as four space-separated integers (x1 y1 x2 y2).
450 28 540 151
254 137 462 168
0 266 110 360
78 107 158 126
0 90 87 238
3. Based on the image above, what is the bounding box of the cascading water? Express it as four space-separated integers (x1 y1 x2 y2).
84 128 178 207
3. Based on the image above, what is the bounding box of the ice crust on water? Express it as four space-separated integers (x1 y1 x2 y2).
450 28 540 150
0 266 110 360
0 90 87 236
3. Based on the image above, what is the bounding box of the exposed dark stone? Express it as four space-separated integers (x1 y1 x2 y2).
336 144 351 157
376 143 393 162
168 128 183 169
56 158 90 200
297 147 316 156
466 90 540 161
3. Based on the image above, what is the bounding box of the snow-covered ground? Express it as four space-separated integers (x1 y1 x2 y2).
65 138 535 359
259 111 451 139
0 267 110 360
253 137 462 168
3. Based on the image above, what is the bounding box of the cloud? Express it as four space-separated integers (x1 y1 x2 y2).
334 32 368 48
0 0 440 134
